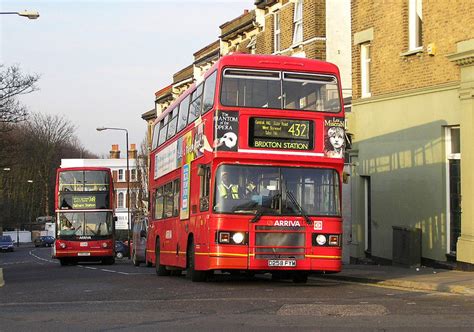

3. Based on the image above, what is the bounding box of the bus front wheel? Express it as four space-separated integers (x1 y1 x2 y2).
187 239 207 282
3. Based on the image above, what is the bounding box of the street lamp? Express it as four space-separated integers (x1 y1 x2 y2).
96 126 131 259
1 168 12 233
0 10 40 19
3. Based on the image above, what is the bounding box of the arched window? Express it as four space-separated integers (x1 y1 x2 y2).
118 192 124 208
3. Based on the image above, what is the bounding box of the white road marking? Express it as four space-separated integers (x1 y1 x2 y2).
28 250 138 276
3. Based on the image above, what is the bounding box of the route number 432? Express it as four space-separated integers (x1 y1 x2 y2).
288 123 307 138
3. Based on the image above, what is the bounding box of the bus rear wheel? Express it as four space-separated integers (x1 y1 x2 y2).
155 238 169 276
187 239 207 282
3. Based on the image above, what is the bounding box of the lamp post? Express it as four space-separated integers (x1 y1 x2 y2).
1 168 12 234
16 179 34 247
96 126 131 258
0 10 40 19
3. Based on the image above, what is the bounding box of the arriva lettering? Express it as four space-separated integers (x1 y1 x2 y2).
274 220 301 227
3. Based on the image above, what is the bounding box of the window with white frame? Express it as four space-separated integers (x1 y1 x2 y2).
293 0 303 44
361 43 371 98
118 169 124 182
131 169 137 181
274 11 281 52
118 192 124 208
408 0 422 51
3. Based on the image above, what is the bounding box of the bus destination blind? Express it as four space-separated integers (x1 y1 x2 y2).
250 118 313 150
72 196 97 209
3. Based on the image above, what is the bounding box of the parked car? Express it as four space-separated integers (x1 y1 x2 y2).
0 235 15 252
34 236 55 247
115 241 129 259
131 217 149 266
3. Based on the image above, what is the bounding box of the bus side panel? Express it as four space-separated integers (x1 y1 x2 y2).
188 162 212 271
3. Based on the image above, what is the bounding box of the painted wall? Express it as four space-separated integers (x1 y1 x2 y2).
350 85 461 261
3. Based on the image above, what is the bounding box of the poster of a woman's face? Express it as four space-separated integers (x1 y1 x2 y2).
324 118 345 158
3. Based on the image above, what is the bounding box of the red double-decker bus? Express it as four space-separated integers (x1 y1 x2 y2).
147 54 345 282
53 167 116 265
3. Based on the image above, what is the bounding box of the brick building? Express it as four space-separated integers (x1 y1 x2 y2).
349 0 474 267
144 0 352 124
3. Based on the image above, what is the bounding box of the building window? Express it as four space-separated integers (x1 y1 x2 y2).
118 169 124 182
118 192 124 208
131 169 137 181
247 36 257 54
361 43 371 98
274 11 281 52
293 0 303 45
408 0 422 51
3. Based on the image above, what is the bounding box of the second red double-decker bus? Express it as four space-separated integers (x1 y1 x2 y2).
147 54 345 282
53 167 116 265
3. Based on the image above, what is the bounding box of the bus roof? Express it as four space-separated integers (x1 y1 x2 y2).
58 167 112 172
154 53 340 124
217 53 340 73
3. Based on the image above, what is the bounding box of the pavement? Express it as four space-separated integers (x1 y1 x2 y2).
319 263 474 296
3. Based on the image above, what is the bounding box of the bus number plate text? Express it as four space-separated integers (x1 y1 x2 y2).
268 259 296 267
78 252 90 256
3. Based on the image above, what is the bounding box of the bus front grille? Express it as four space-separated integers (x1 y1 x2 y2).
254 231 305 260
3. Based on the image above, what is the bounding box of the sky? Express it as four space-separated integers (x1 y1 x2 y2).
1 0 250 156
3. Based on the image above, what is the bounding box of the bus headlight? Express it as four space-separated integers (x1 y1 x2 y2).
315 234 327 246
232 232 245 244
312 234 340 246
102 242 108 248
217 231 247 245
59 242 66 249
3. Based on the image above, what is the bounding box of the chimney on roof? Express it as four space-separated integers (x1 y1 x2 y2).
110 144 121 159
129 143 138 159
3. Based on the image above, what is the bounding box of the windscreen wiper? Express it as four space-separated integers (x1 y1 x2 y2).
250 206 264 223
286 190 312 225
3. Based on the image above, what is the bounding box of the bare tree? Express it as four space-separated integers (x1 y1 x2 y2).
1 112 94 230
0 64 40 126
132 134 150 221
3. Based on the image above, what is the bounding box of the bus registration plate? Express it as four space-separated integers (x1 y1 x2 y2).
268 259 296 267
78 252 90 256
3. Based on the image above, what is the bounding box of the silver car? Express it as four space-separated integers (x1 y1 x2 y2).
131 217 149 266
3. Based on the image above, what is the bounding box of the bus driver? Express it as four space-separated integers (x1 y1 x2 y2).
217 171 240 199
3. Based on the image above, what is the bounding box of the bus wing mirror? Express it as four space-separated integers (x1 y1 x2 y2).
140 230 147 238
113 216 118 222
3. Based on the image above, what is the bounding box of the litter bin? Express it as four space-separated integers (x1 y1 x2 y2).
392 226 421 267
